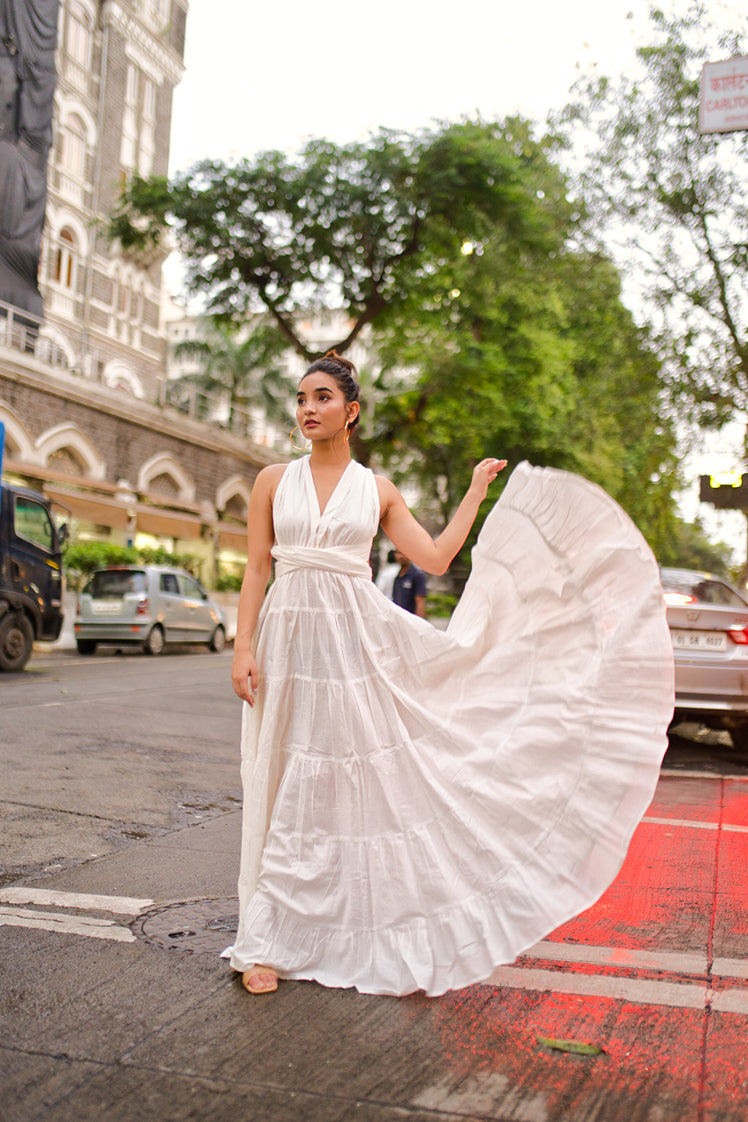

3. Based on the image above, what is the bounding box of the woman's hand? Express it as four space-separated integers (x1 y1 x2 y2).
469 458 508 503
231 647 259 705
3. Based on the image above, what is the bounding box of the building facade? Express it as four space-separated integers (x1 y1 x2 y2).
0 0 285 585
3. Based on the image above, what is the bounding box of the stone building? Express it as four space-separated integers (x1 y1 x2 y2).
0 0 284 585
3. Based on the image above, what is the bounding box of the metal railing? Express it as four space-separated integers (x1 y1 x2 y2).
0 299 287 449
0 302 72 369
159 380 287 449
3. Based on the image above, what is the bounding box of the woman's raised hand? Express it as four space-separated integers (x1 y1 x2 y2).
469 458 508 502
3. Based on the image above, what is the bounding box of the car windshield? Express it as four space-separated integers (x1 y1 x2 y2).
661 571 747 608
85 570 147 598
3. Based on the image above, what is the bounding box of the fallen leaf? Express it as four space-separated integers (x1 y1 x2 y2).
536 1036 604 1055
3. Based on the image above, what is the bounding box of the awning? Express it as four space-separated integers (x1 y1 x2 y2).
43 486 131 530
218 524 247 551
136 508 203 540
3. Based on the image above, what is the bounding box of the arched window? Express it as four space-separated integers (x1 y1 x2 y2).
54 229 76 289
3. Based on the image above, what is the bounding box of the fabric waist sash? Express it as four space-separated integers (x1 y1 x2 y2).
272 544 372 580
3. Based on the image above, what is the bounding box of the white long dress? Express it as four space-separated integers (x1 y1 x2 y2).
223 456 674 996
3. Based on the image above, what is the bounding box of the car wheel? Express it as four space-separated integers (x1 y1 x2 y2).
76 639 97 655
0 612 34 672
729 723 748 752
209 625 226 653
144 625 165 656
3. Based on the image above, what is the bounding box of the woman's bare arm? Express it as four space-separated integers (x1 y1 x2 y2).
378 458 506 576
230 464 285 704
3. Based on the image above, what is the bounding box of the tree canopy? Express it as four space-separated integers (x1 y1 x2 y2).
110 113 732 569
371 126 682 564
555 1 748 425
111 120 577 361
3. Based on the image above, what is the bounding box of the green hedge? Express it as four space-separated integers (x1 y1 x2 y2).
63 541 202 590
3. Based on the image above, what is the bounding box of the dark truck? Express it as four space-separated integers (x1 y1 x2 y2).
0 482 67 671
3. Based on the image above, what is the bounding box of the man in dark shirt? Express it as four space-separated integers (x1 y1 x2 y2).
392 550 427 617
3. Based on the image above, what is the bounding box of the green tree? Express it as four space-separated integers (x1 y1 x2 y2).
556 2 748 424
657 518 733 575
110 120 582 362
112 113 692 563
171 318 290 428
373 121 682 562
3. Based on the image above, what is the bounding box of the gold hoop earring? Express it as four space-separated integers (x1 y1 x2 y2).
289 426 311 452
343 423 351 446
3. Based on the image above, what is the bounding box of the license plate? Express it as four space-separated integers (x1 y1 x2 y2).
91 600 123 614
671 629 727 652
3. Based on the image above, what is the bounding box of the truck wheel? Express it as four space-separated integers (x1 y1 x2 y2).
76 640 97 655
0 612 34 672
143 625 165 656
209 625 226 653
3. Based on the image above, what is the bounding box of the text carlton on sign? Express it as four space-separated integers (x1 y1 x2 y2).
699 55 748 134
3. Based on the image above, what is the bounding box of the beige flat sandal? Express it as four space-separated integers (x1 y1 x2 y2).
242 966 278 994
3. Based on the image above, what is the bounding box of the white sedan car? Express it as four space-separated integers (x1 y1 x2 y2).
661 566 748 749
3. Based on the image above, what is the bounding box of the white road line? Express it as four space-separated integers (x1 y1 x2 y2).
0 907 135 942
482 966 748 1014
483 965 707 1008
641 816 748 834
712 989 748 1013
525 940 707 976
0 888 153 914
713 957 748 981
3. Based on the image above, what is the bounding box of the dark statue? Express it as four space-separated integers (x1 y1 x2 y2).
0 0 59 317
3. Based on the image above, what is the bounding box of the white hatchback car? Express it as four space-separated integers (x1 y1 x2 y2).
74 565 227 656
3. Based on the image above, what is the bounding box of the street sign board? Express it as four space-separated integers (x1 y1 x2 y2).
699 55 748 134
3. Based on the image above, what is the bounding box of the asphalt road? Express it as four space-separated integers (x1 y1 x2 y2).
2 651 748 1122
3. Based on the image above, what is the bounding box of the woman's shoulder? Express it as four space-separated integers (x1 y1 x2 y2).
372 471 398 494
372 472 400 510
251 461 291 504
256 462 289 484
254 462 288 488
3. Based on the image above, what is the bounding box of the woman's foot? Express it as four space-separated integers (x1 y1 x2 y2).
242 965 278 994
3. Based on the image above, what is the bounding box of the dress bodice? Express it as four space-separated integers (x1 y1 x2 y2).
270 456 380 579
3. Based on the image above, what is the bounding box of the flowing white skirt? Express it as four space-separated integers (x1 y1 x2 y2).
224 463 673 996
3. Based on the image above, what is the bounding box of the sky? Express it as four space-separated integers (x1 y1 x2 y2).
167 0 748 559
169 0 659 172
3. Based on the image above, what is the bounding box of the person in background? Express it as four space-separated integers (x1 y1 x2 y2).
392 549 427 618
375 548 399 600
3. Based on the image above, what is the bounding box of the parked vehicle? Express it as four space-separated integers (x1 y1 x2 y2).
0 482 66 671
661 566 748 749
74 565 226 655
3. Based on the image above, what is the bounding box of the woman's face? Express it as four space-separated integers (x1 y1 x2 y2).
296 372 357 441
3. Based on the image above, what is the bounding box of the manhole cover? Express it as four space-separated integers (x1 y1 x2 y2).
133 897 239 954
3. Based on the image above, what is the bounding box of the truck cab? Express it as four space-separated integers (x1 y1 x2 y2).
0 482 66 671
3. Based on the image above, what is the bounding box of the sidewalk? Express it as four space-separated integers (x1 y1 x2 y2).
3 769 748 1121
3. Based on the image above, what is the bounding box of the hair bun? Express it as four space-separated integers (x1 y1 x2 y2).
324 349 355 373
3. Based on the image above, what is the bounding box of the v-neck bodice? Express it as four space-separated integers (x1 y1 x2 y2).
309 459 354 518
271 455 380 556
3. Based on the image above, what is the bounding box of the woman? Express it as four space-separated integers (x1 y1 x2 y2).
225 351 673 997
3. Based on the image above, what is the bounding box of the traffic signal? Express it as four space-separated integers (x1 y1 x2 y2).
700 472 748 509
